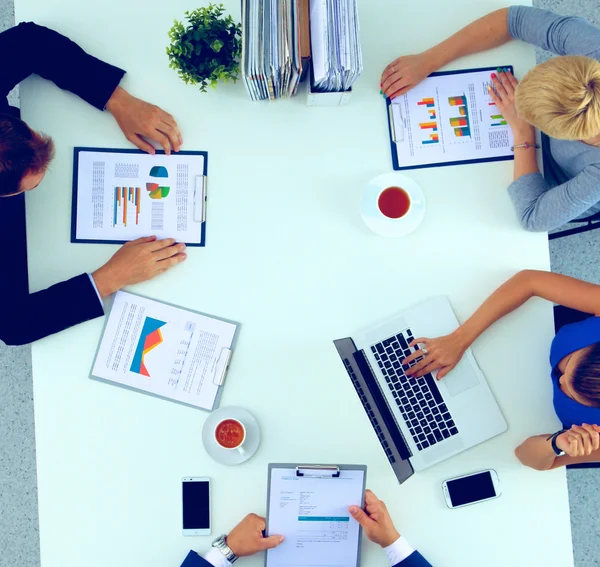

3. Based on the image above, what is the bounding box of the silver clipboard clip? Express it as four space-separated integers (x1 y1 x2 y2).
296 465 340 478
388 101 405 143
212 347 232 386
193 174 207 223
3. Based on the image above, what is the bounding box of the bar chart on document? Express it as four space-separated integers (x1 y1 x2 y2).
73 149 207 244
390 69 514 169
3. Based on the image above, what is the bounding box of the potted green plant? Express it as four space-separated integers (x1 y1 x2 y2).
166 4 242 92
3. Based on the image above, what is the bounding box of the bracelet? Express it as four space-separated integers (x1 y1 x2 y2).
511 142 540 152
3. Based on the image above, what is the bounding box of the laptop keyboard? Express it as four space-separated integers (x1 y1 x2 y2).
370 329 459 452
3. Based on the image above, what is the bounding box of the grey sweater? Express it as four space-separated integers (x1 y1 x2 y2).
507 6 600 231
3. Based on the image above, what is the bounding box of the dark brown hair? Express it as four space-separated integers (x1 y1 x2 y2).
0 113 55 196
572 342 600 407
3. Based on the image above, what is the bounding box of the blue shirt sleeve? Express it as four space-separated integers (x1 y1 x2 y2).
507 6 600 59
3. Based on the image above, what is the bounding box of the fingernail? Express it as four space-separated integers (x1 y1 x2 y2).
497 67 502 73
181 253 187 260
349 506 357 513
379 89 383 94
488 85 492 90
504 67 509 73
491 73 497 79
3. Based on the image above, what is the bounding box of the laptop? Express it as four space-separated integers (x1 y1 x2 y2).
334 296 507 484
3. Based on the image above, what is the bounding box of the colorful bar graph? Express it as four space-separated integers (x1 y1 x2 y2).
113 187 118 226
136 187 140 225
448 95 466 106
419 122 438 130
418 97 435 108
490 115 503 120
449 117 468 127
491 121 508 127
114 186 142 227
448 94 471 137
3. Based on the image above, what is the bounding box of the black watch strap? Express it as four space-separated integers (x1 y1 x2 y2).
547 429 567 456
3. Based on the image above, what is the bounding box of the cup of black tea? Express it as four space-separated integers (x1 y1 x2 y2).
377 186 411 219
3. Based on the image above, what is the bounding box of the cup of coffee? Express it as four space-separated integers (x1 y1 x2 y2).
377 186 411 219
214 418 247 455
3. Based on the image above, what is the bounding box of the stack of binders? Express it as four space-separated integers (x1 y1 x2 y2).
241 0 303 101
310 0 363 93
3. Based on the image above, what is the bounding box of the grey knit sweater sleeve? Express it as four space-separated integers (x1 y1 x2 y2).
508 5 600 59
507 168 600 231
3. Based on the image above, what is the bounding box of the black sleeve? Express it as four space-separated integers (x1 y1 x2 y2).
0 194 104 346
0 21 126 110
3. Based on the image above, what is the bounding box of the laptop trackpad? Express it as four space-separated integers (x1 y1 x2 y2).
443 363 480 397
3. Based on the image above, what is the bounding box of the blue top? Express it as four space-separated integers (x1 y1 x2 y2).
550 316 600 427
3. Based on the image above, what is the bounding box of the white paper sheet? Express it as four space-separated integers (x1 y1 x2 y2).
74 149 206 244
91 292 237 411
266 467 364 567
390 69 515 169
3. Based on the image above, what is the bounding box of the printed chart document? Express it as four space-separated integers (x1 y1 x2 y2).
387 67 515 170
91 292 238 411
72 148 207 245
266 466 365 567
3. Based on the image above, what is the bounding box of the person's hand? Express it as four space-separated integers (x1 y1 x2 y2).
488 69 532 136
92 236 187 298
401 332 468 380
380 53 433 100
349 489 400 548
555 424 600 457
106 86 183 155
226 514 284 557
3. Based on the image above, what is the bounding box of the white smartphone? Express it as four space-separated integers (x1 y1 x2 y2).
442 469 501 509
182 477 211 536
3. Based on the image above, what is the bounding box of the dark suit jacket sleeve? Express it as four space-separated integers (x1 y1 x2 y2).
180 551 213 567
176 549 432 567
394 550 432 567
0 21 125 109
0 194 104 346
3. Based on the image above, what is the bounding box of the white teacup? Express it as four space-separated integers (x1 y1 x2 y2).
214 418 247 455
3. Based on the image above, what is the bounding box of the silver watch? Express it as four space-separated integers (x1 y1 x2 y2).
212 534 239 564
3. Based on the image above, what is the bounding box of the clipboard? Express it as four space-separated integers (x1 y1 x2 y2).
386 65 515 171
265 463 367 567
71 147 208 246
89 291 239 412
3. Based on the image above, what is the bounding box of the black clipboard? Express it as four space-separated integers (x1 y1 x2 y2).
265 463 367 567
71 147 208 246
386 65 515 171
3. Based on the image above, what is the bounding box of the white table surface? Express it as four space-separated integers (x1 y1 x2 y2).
15 0 574 566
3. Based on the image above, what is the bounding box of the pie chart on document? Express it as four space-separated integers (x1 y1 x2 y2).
361 172 426 237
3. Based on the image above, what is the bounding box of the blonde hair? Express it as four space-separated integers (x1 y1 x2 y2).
515 55 600 140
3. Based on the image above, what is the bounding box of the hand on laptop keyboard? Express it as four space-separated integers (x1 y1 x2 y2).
402 332 467 380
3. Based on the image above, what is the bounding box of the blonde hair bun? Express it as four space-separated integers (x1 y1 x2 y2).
515 55 600 141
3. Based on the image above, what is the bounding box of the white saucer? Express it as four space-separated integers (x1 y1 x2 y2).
202 407 260 466
361 173 426 237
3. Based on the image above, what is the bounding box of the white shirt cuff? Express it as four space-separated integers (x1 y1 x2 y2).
203 547 232 567
87 273 103 305
384 536 415 566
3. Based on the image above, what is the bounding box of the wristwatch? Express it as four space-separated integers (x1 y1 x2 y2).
212 534 239 564
548 429 567 457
